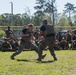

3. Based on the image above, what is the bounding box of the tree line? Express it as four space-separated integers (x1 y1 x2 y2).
0 0 76 26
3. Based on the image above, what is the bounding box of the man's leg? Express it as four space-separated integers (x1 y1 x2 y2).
30 41 39 54
38 40 46 61
10 40 25 60
49 45 57 61
30 41 46 61
48 36 57 61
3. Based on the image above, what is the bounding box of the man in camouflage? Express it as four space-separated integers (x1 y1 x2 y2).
10 24 46 60
5 26 13 38
1 38 12 52
38 20 57 61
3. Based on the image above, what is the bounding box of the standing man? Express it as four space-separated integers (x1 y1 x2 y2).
5 26 13 38
38 20 57 61
10 23 46 60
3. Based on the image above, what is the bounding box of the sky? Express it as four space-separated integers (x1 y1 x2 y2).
0 0 76 15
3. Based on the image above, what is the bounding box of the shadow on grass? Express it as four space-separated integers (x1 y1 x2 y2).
36 60 55 63
16 59 56 63
17 59 31 62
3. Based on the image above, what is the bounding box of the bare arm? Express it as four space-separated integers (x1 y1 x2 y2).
39 31 44 36
31 33 35 40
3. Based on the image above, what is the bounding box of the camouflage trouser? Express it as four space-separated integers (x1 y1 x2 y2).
39 36 56 59
1 48 11 52
11 39 39 58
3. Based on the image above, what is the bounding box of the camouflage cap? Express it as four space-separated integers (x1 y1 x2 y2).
27 23 34 27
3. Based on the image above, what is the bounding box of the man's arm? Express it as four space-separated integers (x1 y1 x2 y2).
31 33 35 40
39 25 46 36
20 32 29 37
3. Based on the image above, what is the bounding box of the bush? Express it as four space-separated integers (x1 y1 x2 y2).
0 30 6 37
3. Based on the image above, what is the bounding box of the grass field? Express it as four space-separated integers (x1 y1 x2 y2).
0 50 76 75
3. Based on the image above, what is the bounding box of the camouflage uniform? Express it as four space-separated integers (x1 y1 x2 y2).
38 20 57 61
11 27 39 59
60 37 69 50
11 25 46 60
1 39 12 52
5 26 13 38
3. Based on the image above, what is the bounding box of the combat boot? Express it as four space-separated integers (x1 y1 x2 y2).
53 56 57 61
37 58 42 61
10 55 15 60
37 54 46 61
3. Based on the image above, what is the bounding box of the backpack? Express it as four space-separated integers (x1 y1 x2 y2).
44 25 54 36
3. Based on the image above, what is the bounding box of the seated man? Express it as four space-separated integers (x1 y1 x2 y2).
60 37 69 50
1 38 12 52
8 37 18 51
72 40 76 50
54 40 60 50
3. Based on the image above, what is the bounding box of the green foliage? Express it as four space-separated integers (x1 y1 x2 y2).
58 13 69 26
64 3 75 12
0 30 5 37
34 0 58 25
64 3 76 26
72 10 76 25
0 2 76 26
0 50 76 75
0 13 31 26
21 13 31 25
